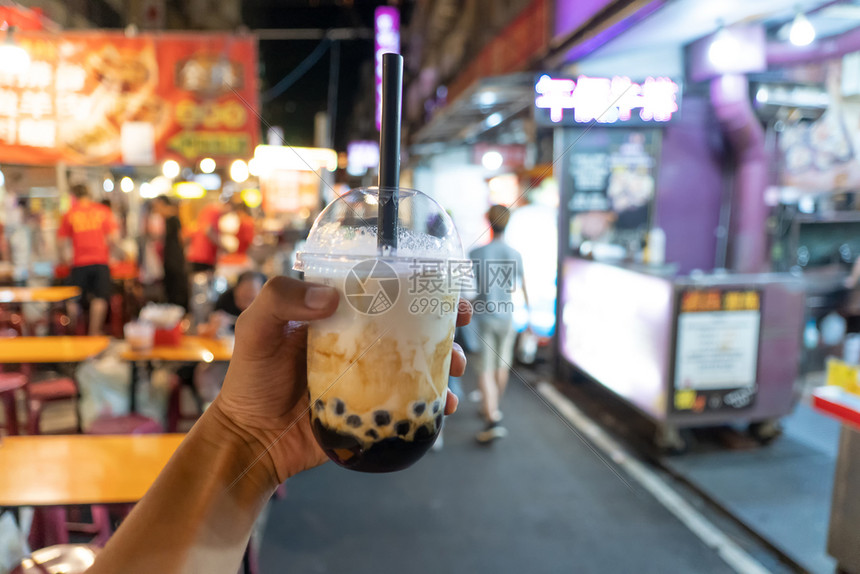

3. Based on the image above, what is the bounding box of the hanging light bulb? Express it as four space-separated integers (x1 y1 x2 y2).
708 26 743 71
0 27 30 76
789 12 815 47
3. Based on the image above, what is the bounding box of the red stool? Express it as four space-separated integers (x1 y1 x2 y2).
26 376 80 435
108 293 124 339
88 413 164 435
166 374 202 432
0 372 27 435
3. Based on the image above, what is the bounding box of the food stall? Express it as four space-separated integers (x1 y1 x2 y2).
559 257 805 449
540 65 806 449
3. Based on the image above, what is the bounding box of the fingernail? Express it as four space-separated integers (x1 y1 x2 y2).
305 286 336 309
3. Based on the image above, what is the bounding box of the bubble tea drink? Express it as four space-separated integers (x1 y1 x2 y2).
295 187 466 472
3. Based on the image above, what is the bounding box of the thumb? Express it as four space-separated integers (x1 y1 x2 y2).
235 276 339 351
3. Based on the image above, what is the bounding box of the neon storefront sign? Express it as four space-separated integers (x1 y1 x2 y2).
374 7 400 131
534 74 679 126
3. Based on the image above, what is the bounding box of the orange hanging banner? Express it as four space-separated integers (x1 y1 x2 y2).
0 31 259 166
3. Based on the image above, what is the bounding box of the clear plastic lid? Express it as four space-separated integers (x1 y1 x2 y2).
294 187 464 270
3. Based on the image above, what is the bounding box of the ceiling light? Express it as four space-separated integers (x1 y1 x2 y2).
708 26 743 70
485 112 504 128
481 150 504 171
789 12 815 47
0 28 30 76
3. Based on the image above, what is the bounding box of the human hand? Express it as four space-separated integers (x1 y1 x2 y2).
210 277 471 485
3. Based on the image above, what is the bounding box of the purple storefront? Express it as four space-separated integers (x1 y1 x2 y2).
545 1 821 451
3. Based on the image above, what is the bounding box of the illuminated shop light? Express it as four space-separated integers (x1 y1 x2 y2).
230 159 249 183
120 177 134 193
175 181 206 199
103 179 114 192
0 29 30 76
247 158 260 176
199 158 216 174
162 159 181 179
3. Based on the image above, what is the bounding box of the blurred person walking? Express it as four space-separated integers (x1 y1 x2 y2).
57 183 120 335
152 195 189 309
469 205 529 444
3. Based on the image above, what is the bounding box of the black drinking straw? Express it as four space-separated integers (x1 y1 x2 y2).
378 52 403 252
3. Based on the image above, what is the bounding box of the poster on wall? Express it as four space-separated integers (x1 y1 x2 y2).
672 288 762 413
0 31 258 166
560 128 659 247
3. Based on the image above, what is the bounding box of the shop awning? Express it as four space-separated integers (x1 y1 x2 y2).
410 73 534 148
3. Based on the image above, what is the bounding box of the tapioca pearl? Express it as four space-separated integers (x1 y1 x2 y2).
365 429 379 440
432 400 441 414
313 399 325 412
414 425 432 441
412 401 426 415
346 415 362 428
395 420 410 436
435 414 443 429
373 410 391 426
333 399 345 415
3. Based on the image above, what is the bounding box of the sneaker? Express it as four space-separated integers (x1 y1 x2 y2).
476 422 508 444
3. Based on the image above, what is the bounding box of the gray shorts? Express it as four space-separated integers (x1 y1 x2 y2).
472 316 516 374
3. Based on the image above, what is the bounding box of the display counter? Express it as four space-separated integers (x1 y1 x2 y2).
558 257 806 448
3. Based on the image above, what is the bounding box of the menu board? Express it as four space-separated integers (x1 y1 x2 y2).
561 128 659 232
672 289 762 413
0 31 258 166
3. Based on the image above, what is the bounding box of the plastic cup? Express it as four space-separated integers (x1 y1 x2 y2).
124 321 155 352
295 187 467 473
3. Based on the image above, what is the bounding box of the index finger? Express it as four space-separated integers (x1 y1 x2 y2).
456 298 472 327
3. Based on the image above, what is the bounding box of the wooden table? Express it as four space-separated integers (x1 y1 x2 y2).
0 434 184 506
0 287 80 304
120 336 232 412
120 336 232 363
0 336 110 364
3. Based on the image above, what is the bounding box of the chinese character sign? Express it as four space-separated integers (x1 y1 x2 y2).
156 35 259 163
375 6 400 131
534 74 680 127
0 30 258 166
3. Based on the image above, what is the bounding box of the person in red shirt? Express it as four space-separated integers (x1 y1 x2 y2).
235 202 255 256
57 183 120 335
186 202 228 274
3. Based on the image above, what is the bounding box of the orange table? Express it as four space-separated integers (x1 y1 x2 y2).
121 336 232 413
120 336 232 363
0 287 80 304
0 434 184 506
0 336 110 363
